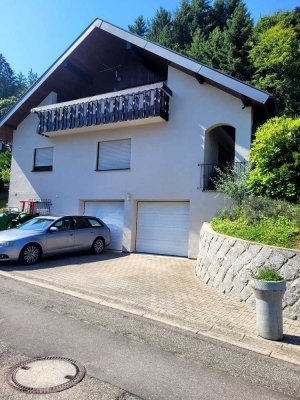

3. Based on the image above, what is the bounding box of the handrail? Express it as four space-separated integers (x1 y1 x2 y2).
34 87 169 135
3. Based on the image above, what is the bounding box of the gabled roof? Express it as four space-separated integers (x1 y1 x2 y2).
0 18 274 137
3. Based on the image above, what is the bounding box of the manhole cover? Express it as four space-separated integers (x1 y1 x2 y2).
7 356 86 394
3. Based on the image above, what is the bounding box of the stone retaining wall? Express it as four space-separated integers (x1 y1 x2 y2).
196 223 300 320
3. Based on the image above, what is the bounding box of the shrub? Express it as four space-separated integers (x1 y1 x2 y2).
248 117 300 202
211 197 300 248
0 151 11 188
213 162 252 205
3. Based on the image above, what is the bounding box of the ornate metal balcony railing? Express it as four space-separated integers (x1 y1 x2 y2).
34 86 170 135
198 162 247 191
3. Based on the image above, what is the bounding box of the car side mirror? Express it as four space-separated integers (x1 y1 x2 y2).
49 226 59 233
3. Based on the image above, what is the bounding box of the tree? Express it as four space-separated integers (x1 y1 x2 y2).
147 7 173 47
223 2 253 81
27 69 38 87
15 72 28 95
248 117 300 202
128 16 148 37
250 10 300 116
188 27 228 69
0 150 11 188
0 96 18 118
0 54 17 98
190 0 212 37
188 2 253 81
211 0 243 31
172 0 193 49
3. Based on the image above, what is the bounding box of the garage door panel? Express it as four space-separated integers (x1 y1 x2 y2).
136 202 189 257
137 227 187 241
84 201 124 251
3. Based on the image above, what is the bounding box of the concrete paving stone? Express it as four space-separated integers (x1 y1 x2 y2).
0 252 300 366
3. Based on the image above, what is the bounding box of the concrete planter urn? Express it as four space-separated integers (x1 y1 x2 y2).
251 278 286 341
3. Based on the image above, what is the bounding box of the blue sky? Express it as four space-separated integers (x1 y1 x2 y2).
1 0 298 77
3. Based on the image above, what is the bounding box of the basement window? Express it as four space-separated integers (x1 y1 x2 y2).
33 147 53 171
96 139 131 171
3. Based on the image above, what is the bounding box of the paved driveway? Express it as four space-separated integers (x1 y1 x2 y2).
0 251 300 362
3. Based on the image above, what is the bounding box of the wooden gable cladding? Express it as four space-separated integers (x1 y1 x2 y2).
1 27 168 135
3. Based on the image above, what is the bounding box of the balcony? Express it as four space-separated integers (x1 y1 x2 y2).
198 162 247 191
32 83 171 136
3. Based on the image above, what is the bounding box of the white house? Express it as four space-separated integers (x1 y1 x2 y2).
0 19 275 258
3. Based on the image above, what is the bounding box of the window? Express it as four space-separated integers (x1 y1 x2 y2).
33 147 53 171
74 217 90 229
96 139 131 171
53 218 73 231
88 218 103 227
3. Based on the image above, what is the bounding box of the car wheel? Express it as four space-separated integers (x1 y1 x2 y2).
20 243 41 265
92 237 105 254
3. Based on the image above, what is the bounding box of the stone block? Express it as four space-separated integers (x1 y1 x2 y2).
283 291 298 306
216 241 231 259
253 247 273 267
280 263 298 281
247 244 262 258
241 285 252 301
290 279 300 295
268 252 286 270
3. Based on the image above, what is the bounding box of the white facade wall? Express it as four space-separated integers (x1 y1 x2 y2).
9 66 252 258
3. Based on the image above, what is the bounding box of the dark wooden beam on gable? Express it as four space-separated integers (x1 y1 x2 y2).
196 75 205 85
241 95 250 109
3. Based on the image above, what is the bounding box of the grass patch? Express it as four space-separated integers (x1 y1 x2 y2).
254 267 283 281
211 198 300 249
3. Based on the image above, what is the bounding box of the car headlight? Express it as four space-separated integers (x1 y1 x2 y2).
0 241 14 247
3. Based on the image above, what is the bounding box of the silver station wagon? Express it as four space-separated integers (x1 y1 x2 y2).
0 216 111 265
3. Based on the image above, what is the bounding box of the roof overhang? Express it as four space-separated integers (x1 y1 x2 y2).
0 17 275 138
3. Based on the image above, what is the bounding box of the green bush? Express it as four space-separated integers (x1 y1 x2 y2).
0 150 11 187
248 117 300 202
255 267 283 282
213 162 251 205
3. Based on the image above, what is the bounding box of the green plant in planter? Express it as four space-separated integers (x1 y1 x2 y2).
255 267 283 281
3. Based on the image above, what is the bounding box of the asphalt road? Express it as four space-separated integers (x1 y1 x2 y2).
0 275 299 400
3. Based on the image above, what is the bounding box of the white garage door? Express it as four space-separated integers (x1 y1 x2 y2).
84 201 124 251
136 202 189 257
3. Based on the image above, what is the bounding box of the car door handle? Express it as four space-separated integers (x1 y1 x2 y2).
70 233 74 236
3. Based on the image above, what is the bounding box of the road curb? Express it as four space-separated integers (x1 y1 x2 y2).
0 270 299 368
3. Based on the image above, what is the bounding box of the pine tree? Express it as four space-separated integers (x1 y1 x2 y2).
15 72 27 95
172 0 193 49
211 0 243 31
188 27 228 70
223 2 254 81
147 7 173 47
190 0 213 37
0 54 17 98
27 69 38 87
128 16 148 37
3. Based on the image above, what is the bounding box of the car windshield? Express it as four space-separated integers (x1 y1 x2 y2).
17 218 55 231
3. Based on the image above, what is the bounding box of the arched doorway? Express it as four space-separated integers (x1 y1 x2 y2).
201 125 235 190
